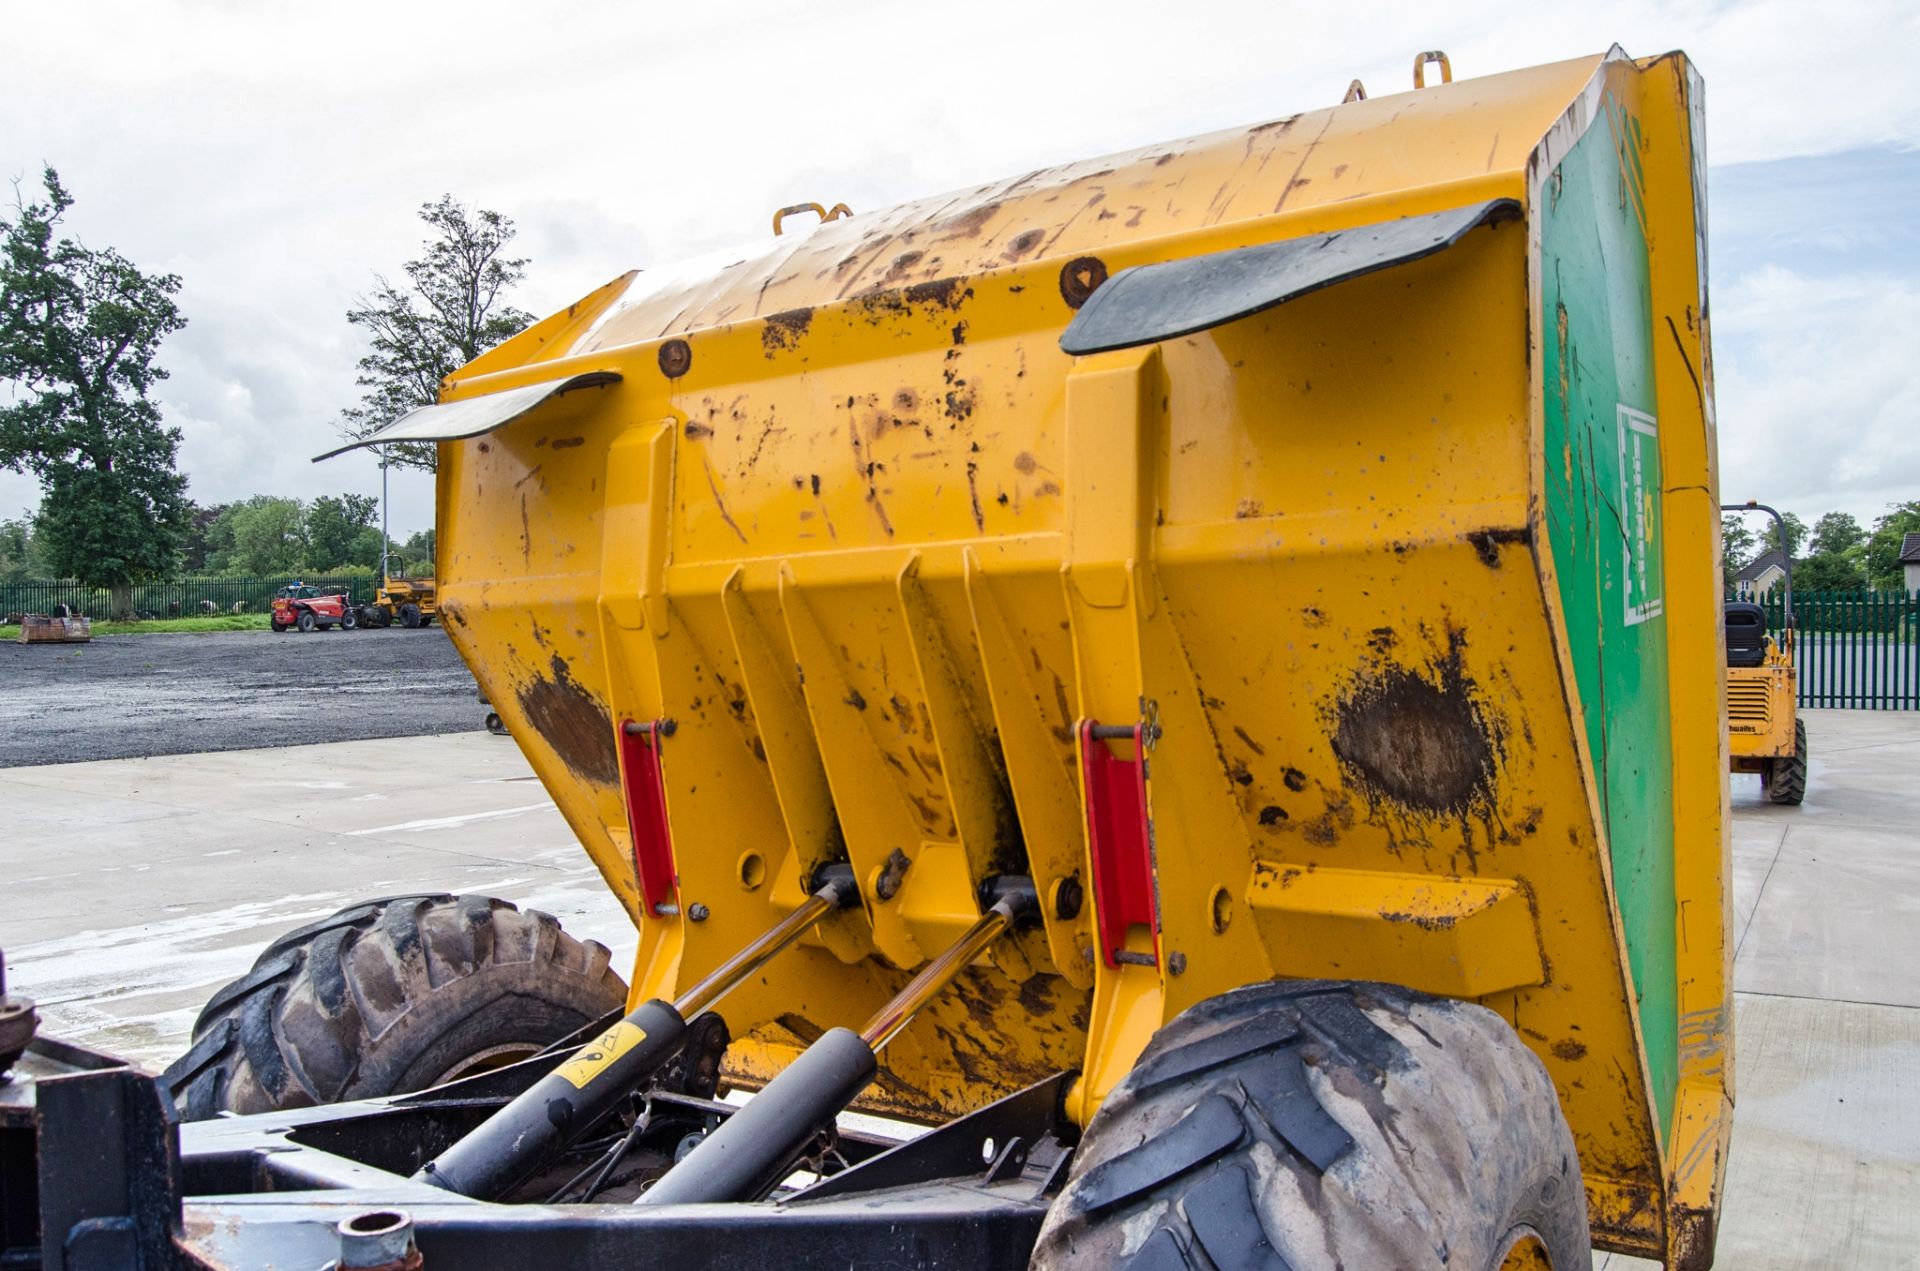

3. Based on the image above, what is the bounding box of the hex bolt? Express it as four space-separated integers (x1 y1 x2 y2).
337 1209 420 1270
687 902 711 923
1167 951 1188 976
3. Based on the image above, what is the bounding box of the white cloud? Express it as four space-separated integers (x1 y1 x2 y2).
1714 266 1920 525
2 0 1916 539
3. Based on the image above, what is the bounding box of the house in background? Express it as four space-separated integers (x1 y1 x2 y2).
1734 548 1790 600
1902 533 1920 593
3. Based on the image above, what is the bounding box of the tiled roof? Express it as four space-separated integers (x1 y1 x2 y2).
1735 548 1789 582
1900 532 1920 564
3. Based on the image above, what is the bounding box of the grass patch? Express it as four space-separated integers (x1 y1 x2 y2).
2 613 275 639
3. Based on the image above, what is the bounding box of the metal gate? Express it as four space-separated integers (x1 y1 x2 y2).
1758 590 1920 709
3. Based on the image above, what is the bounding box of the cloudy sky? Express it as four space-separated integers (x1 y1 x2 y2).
3 0 1916 540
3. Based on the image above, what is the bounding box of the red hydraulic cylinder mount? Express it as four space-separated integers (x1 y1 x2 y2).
618 719 678 916
1077 719 1161 968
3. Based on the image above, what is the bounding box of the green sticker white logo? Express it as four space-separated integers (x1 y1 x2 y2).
1618 405 1663 626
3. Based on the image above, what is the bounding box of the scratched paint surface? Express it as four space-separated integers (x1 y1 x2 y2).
1541 93 1680 1137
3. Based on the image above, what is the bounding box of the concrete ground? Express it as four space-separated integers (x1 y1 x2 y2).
2 708 1915 1268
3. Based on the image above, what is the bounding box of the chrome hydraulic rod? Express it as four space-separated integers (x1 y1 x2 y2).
636 875 1037 1208
416 864 857 1200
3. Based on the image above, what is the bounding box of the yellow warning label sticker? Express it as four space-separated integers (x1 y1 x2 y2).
553 1021 648 1090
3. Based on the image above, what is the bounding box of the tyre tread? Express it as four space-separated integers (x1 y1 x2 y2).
160 894 624 1117
1032 980 1589 1270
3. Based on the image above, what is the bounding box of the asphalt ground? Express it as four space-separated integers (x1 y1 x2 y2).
0 627 485 766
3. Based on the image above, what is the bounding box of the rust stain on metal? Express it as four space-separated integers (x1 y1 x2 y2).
1058 256 1109 309
701 456 749 544
1001 228 1045 261
1464 526 1531 567
905 277 967 309
761 307 814 355
516 654 619 786
658 338 693 378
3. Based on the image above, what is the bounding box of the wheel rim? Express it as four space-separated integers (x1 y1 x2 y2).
431 1041 546 1085
1494 1228 1554 1270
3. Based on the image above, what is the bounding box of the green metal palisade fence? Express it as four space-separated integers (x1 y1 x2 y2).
1756 590 1920 710
0 576 367 620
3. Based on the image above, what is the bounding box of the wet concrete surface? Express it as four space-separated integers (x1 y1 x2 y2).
0 627 484 766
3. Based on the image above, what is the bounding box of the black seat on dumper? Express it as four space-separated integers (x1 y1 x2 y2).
1724 602 1769 667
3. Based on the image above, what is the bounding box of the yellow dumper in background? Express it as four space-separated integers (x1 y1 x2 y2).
213 44 1730 1269
1724 501 1808 804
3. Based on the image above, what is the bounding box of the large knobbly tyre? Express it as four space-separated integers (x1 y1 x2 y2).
162 895 627 1120
1766 718 1807 805
1032 981 1589 1270
399 602 423 628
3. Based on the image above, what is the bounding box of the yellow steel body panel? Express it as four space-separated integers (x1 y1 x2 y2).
431 48 1728 1266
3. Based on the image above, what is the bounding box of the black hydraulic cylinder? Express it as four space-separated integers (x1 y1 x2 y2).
639 880 1034 1207
417 998 688 1200
636 1027 878 1207
417 865 858 1200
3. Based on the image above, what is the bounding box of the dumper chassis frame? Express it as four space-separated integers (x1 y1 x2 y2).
3 1028 1074 1270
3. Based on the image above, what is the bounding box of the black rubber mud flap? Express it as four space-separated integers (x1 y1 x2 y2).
1059 199 1520 356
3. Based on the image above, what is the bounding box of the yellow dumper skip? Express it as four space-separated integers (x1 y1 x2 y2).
343 47 1731 1267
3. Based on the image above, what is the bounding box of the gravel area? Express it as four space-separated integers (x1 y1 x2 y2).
0 627 486 766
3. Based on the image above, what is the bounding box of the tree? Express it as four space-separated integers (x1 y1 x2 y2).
307 492 378 569
1796 549 1865 592
1721 514 1757 583
215 496 308 576
1863 501 1920 590
0 510 51 580
1763 510 1806 560
179 501 231 572
345 525 387 572
1808 511 1865 558
338 196 535 472
0 168 189 606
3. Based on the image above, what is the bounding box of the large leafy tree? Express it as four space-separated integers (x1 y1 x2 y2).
1720 513 1757 583
1794 510 1868 593
338 195 535 472
0 512 52 581
212 495 308 576
0 168 189 605
1808 511 1866 557
1762 509 1806 560
1863 501 1920 591
1796 548 1865 592
306 492 378 570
